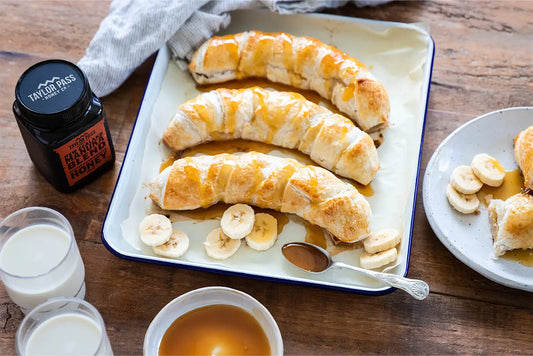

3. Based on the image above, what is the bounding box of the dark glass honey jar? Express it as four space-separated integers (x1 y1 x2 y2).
13 59 115 193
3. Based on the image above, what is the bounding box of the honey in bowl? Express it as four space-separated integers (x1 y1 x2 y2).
158 304 271 356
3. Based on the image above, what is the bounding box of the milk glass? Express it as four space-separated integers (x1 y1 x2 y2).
16 297 113 356
0 207 86 313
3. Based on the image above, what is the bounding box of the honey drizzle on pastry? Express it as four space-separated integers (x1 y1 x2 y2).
196 80 384 149
152 152 372 242
161 140 374 198
188 31 389 132
197 78 343 121
163 87 380 185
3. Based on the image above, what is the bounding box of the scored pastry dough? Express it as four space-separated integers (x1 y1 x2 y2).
188 30 390 133
163 87 379 185
488 193 533 257
150 152 372 243
514 125 533 190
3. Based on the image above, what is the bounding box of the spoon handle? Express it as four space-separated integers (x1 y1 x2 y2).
372 273 429 300
334 262 429 300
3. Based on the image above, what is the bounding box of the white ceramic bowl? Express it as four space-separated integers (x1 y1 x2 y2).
143 286 283 355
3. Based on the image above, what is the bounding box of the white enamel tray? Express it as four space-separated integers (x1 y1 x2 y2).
102 10 435 295
423 107 533 292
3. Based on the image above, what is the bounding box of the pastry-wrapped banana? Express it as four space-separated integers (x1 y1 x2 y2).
163 87 379 185
150 152 371 243
488 193 533 257
188 31 390 133
514 125 533 190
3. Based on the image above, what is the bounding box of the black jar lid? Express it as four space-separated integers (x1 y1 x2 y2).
14 59 92 129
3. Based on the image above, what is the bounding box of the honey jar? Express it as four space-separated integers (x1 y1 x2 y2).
13 60 115 192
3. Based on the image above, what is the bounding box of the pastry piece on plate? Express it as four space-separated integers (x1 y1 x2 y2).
488 193 533 257
163 87 379 185
188 30 390 133
150 152 371 243
514 125 533 190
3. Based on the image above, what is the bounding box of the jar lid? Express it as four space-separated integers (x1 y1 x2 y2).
14 60 91 129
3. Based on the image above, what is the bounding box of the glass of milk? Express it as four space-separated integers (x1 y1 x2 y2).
0 207 86 313
16 297 113 355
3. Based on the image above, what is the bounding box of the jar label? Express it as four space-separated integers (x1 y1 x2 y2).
53 118 112 186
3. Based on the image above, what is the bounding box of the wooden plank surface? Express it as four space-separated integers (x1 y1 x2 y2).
1 1 532 354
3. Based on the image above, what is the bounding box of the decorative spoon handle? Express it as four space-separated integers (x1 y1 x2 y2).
372 273 429 300
334 262 429 300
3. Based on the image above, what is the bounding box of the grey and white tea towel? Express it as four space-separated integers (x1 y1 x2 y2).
78 0 391 97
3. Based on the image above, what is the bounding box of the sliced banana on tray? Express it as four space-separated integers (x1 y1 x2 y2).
221 204 255 240
363 228 401 254
204 228 242 260
446 184 480 214
471 153 505 187
139 214 172 246
152 230 190 258
450 165 483 194
360 248 398 270
245 213 278 251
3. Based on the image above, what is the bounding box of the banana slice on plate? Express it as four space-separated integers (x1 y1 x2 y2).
139 214 172 246
245 213 278 251
152 230 189 258
446 184 480 214
360 248 398 270
204 228 242 260
471 153 505 187
363 228 401 254
450 165 483 194
221 204 255 239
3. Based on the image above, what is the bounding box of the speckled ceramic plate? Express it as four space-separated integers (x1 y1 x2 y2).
423 107 533 292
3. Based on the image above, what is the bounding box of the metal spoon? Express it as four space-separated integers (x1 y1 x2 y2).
281 242 429 300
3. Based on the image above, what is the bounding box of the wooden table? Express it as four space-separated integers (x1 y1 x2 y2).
1 1 532 354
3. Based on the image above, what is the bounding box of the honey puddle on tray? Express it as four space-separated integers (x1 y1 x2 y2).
151 202 362 256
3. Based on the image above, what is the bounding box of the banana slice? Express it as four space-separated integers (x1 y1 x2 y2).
152 230 189 258
471 153 505 187
204 228 241 260
363 228 401 254
360 248 398 270
220 204 255 239
450 165 483 194
446 184 480 214
245 213 278 251
139 214 172 246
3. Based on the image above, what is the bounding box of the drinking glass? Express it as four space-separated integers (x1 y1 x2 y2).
0 207 86 313
16 297 113 355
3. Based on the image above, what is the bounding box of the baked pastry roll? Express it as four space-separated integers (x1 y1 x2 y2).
188 30 390 133
514 125 533 190
488 193 533 257
163 87 379 185
150 152 372 243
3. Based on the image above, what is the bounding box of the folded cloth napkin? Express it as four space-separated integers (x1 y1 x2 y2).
78 0 390 97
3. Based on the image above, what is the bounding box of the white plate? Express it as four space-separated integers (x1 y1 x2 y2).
423 107 533 292
102 10 434 295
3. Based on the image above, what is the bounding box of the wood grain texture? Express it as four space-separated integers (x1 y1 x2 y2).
1 1 532 355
